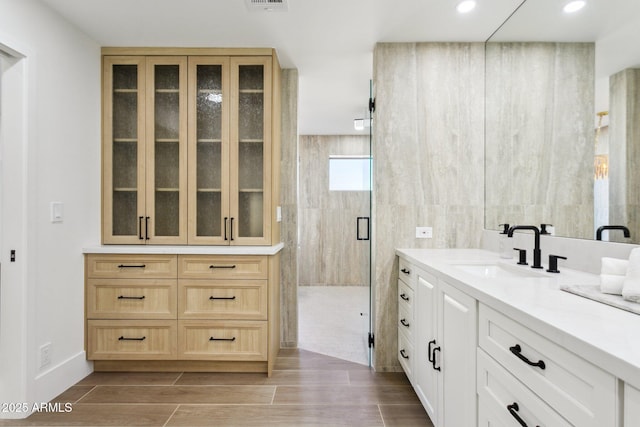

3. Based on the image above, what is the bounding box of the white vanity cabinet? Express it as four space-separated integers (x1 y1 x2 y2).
397 258 415 380
399 261 477 427
625 383 640 427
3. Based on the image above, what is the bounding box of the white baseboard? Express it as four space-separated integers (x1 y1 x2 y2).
33 350 93 406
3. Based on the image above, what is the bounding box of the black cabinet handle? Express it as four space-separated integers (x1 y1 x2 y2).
138 216 144 240
428 339 436 363
432 346 441 371
117 264 146 268
209 296 236 300
400 349 409 359
145 216 150 240
118 295 145 300
401 268 411 275
118 336 146 341
507 402 539 427
400 293 410 302
400 318 410 327
209 336 236 342
209 265 237 269
509 344 546 370
224 217 228 241
230 217 234 241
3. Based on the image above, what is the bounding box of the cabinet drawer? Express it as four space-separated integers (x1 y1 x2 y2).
178 280 267 320
398 280 414 313
477 349 571 427
86 254 177 279
87 279 177 319
398 329 414 381
479 304 617 427
178 320 267 361
398 302 414 343
87 320 177 360
178 255 268 280
398 258 415 288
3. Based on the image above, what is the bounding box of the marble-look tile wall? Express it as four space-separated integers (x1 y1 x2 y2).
372 43 485 371
609 68 640 244
485 43 595 239
298 134 370 286
280 69 299 348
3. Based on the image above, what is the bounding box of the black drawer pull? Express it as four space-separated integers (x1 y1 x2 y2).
209 336 236 342
428 339 436 363
400 293 410 301
432 346 441 371
118 336 146 341
117 264 146 268
509 344 546 370
400 349 409 359
209 296 237 300
507 402 539 427
401 268 411 275
400 318 410 327
118 295 146 300
209 265 237 269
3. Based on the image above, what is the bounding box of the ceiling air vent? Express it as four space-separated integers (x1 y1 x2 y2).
245 0 288 12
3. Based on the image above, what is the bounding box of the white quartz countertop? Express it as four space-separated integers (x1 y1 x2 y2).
83 242 284 255
396 248 640 389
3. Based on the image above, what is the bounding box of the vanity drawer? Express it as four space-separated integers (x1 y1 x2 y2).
398 302 414 343
178 280 267 320
398 258 415 288
398 280 414 313
398 329 414 381
178 320 268 361
178 255 268 280
86 254 177 279
87 319 177 360
477 348 571 427
479 304 617 427
87 279 177 319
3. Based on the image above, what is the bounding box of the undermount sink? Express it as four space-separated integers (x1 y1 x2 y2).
453 262 546 279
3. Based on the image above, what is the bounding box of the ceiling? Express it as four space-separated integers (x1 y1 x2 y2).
38 0 640 135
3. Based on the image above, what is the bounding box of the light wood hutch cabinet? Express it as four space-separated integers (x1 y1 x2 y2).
89 47 282 376
103 49 279 246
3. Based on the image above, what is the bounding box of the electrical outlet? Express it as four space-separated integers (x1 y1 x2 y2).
40 343 52 368
416 226 433 239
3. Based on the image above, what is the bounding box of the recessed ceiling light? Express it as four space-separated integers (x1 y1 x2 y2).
563 0 586 13
456 0 477 14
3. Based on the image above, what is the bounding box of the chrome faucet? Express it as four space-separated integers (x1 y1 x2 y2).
508 225 543 269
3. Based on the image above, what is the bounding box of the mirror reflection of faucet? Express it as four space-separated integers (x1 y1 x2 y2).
596 225 631 241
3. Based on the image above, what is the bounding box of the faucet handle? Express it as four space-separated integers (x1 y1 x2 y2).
513 248 527 265
499 223 510 234
540 224 553 235
547 255 567 273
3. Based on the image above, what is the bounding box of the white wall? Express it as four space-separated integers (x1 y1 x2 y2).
0 0 100 415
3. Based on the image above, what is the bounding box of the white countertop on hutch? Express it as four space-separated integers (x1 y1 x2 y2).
396 248 640 389
83 242 284 256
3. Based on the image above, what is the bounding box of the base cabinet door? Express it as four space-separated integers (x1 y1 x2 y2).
415 272 438 422
625 383 640 427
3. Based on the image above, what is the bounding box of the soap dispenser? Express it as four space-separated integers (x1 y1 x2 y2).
498 223 512 259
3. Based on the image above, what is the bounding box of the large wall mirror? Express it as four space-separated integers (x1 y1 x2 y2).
485 0 640 243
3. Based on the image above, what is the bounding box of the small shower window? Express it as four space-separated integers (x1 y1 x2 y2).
329 156 371 191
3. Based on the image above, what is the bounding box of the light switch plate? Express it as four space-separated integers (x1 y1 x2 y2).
50 202 63 223
416 226 433 239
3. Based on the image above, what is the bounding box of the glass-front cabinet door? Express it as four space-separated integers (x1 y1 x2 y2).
102 56 187 244
230 57 272 245
103 57 146 244
145 57 188 244
188 57 230 244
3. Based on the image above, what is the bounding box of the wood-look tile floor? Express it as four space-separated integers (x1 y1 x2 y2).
0 349 433 426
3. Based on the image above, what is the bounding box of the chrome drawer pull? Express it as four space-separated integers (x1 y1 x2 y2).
401 268 411 275
400 349 409 359
400 293 410 301
400 318 410 327
118 336 146 341
117 264 146 268
509 344 546 370
209 296 237 300
506 402 539 427
209 336 236 342
209 265 237 269
118 295 146 300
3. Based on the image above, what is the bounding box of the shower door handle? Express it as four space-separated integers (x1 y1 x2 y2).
357 217 370 241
